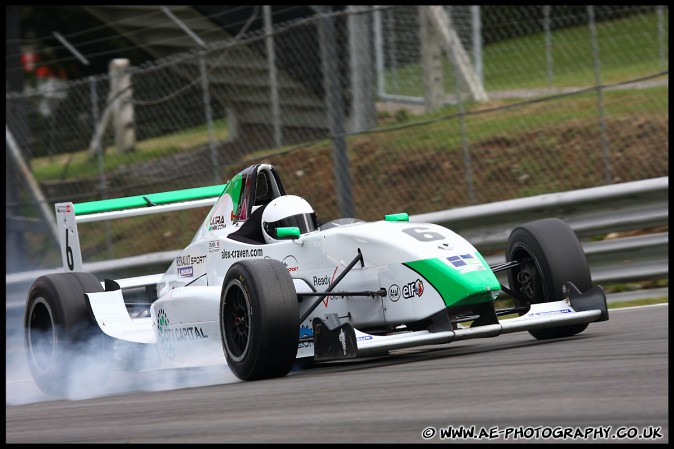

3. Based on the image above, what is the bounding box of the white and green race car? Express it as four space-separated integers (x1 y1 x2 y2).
24 163 609 396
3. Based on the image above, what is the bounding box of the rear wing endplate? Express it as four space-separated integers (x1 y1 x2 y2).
55 184 226 272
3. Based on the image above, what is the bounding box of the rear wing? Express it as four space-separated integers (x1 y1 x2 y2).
55 184 227 273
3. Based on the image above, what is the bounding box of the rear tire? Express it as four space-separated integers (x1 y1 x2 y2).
24 272 113 397
220 259 299 380
506 218 592 340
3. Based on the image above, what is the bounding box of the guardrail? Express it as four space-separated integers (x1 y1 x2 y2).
411 177 668 286
6 177 668 289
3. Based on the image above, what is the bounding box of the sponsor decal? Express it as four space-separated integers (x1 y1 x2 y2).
447 254 486 274
157 309 175 360
298 324 313 348
321 266 340 307
221 249 264 259
313 275 330 287
208 240 221 253
299 325 313 338
402 279 424 299
389 284 401 302
176 254 206 266
283 255 300 273
160 326 209 342
356 335 373 341
178 266 193 278
527 308 573 317
156 308 210 359
209 215 226 231
56 204 72 213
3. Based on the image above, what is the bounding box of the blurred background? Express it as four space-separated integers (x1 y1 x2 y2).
5 6 668 294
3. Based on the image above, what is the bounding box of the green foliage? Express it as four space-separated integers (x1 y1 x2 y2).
32 118 229 181
382 11 668 97
608 297 668 308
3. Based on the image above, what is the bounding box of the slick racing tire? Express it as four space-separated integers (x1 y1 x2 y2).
24 272 113 397
506 218 592 340
220 259 299 380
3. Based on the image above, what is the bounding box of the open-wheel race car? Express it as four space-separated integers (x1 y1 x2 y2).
24 163 609 396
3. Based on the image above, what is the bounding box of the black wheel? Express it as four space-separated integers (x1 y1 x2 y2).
220 259 299 380
24 272 113 397
506 218 592 340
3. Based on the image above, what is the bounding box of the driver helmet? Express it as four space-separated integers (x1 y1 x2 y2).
262 195 318 244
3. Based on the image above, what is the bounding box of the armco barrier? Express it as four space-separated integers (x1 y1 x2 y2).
6 177 668 290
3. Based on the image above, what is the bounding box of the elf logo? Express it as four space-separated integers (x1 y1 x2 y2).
402 279 424 299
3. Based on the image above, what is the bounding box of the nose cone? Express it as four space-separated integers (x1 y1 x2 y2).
404 256 501 308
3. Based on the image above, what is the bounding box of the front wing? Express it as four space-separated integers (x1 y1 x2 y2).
314 284 608 359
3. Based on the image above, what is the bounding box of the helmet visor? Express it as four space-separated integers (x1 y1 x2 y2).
264 212 318 238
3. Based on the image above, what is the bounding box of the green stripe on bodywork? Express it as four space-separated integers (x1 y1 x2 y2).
74 184 227 215
404 257 501 308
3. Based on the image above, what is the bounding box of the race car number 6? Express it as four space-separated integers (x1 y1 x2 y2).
402 227 444 242
65 229 74 271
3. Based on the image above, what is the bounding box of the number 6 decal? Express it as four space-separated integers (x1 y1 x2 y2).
65 229 75 271
402 227 444 242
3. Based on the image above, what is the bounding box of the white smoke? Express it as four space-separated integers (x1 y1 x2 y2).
6 294 241 405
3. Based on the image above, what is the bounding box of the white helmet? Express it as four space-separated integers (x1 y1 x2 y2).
262 195 318 244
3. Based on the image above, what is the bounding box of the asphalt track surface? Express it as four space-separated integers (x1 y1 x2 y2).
5 304 668 444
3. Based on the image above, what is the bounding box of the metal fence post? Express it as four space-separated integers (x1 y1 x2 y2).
446 29 476 205
347 5 376 133
91 76 113 258
588 6 612 184
471 6 483 86
386 7 400 95
657 6 666 70
264 5 282 148
543 5 554 87
454 79 475 205
319 7 355 218
373 6 386 99
199 50 219 184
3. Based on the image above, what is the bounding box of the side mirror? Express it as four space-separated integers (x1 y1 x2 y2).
276 226 301 239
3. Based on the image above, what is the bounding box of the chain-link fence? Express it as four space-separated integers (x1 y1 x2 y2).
6 5 669 272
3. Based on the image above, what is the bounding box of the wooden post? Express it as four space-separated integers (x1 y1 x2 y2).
109 58 136 154
419 6 445 113
427 6 488 102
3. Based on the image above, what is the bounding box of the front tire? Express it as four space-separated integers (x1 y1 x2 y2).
220 259 299 380
506 218 592 340
24 272 113 397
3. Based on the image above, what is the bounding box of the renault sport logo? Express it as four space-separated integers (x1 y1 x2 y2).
283 255 299 273
402 279 424 299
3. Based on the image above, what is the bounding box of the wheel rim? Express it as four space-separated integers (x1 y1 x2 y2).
516 261 538 301
510 246 544 305
26 296 57 372
222 279 251 362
